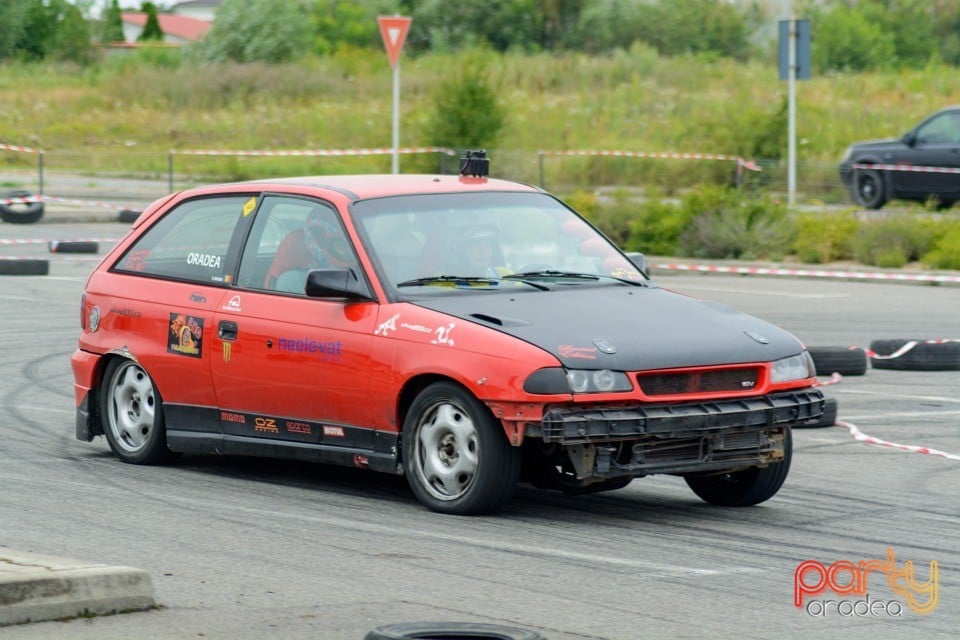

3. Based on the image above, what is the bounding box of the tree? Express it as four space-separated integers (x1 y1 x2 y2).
427 60 505 150
199 0 311 63
0 0 30 60
138 2 164 42
310 0 397 55
51 2 94 63
102 0 125 43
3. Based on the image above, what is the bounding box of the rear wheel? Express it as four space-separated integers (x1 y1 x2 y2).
854 169 888 209
402 382 520 514
684 428 792 506
99 358 174 465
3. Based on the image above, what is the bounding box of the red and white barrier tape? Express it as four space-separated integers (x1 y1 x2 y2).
816 372 843 386
0 143 41 154
177 146 457 157
1 194 141 212
853 162 960 175
864 339 958 359
0 237 120 246
538 149 763 172
837 420 960 461
654 262 960 284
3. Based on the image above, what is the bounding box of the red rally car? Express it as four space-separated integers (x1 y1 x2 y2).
72 152 823 514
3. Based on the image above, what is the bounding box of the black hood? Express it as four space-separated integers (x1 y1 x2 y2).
412 286 804 370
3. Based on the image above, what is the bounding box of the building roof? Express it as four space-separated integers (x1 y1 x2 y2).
121 13 213 42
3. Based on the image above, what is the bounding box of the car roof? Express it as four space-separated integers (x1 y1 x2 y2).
199 174 543 201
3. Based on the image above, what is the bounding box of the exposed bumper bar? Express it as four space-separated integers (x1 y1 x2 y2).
538 389 824 444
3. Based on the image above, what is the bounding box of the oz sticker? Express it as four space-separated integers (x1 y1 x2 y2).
168 313 204 358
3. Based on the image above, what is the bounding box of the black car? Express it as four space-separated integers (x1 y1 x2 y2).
839 106 960 209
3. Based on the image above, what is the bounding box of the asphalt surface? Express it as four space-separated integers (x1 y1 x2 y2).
0 219 958 639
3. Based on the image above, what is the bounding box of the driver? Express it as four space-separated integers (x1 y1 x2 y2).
266 208 354 291
456 224 509 278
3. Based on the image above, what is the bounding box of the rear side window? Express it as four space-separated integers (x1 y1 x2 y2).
114 196 252 284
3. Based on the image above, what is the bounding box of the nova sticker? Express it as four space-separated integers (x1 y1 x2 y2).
559 344 598 360
167 314 203 358
187 252 222 269
401 322 432 334
375 313 400 336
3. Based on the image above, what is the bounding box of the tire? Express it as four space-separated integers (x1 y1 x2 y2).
808 346 868 376
99 358 175 465
365 622 546 640
402 382 521 515
854 169 888 209
118 208 141 223
0 259 49 275
795 397 837 429
684 427 792 506
869 339 960 371
49 241 98 254
0 189 45 224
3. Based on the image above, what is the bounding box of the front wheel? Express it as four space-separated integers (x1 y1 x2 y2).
684 428 792 506
99 358 175 465
402 382 521 514
854 169 888 209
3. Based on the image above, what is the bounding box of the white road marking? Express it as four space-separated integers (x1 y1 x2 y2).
664 284 845 299
832 389 960 404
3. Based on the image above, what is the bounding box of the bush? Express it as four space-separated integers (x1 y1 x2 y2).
852 214 938 267
677 187 792 260
792 210 860 263
624 188 697 256
426 55 505 151
922 220 960 270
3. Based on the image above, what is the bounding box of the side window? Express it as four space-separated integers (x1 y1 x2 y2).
114 196 251 284
917 113 960 144
237 196 354 294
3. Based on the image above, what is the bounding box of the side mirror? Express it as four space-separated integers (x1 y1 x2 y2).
902 131 916 147
625 251 648 276
305 268 372 300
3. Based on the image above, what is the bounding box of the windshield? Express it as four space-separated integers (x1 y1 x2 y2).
350 191 645 295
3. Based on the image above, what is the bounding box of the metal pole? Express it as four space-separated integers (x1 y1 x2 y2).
788 18 797 207
391 64 400 174
168 151 174 193
38 150 44 196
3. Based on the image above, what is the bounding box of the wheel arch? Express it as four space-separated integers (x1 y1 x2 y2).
88 351 154 437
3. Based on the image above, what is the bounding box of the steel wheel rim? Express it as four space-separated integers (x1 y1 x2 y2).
859 176 877 201
413 400 479 501
107 362 157 454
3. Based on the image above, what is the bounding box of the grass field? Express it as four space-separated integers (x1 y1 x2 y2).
2 46 959 201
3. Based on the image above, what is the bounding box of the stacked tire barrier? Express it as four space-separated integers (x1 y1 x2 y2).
0 190 45 224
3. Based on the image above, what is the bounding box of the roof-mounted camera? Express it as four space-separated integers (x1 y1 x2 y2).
459 149 489 178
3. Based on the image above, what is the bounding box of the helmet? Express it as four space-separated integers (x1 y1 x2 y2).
307 209 353 267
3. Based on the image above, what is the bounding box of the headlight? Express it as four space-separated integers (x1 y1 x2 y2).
523 368 632 394
770 352 815 383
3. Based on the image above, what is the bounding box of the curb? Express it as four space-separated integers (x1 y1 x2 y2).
0 548 155 627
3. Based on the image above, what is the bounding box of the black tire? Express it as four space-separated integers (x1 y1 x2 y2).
49 241 99 254
0 189 45 224
795 397 838 429
99 358 175 465
0 259 49 275
684 427 792 506
854 168 888 209
808 346 868 376
869 339 960 371
365 622 546 640
402 382 521 515
118 208 141 223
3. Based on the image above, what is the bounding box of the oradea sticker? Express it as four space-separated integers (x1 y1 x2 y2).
168 313 204 358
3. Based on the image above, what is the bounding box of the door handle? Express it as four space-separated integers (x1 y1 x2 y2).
218 320 238 341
